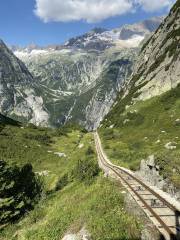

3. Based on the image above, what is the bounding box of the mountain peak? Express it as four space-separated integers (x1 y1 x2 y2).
90 27 107 34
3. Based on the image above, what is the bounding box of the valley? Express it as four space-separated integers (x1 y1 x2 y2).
8 17 162 129
0 0 180 239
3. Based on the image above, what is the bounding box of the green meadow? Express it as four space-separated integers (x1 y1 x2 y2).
0 124 141 240
99 84 180 188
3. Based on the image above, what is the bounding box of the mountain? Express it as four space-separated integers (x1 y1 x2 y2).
123 3 180 102
64 27 110 51
0 40 49 126
99 0 180 200
115 17 164 40
103 0 180 125
14 47 135 129
64 18 163 51
11 17 162 130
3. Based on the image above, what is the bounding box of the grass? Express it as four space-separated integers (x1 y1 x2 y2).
1 179 141 240
99 84 180 188
0 123 141 240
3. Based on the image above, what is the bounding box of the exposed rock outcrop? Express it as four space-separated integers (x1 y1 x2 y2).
62 227 90 240
136 155 180 201
124 0 180 101
0 40 49 126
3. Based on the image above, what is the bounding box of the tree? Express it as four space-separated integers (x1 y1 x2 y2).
0 160 42 224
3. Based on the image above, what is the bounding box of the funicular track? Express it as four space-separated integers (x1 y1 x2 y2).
94 132 180 240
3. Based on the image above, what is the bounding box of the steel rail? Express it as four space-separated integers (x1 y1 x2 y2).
94 133 179 240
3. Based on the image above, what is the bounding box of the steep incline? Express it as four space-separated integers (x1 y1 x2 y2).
124 0 180 101
0 40 48 126
94 132 180 240
98 0 180 212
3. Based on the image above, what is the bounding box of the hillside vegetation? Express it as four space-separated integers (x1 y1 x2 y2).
99 84 180 188
0 122 141 240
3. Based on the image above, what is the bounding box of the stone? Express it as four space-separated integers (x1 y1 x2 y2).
164 142 177 150
62 227 90 240
136 156 180 200
123 119 130 124
54 152 67 157
138 155 164 189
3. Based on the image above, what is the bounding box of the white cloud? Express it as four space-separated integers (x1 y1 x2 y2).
34 0 175 23
34 0 133 23
136 0 175 12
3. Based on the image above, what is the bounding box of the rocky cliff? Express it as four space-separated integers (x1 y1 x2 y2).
124 0 180 102
0 40 49 126
136 155 180 202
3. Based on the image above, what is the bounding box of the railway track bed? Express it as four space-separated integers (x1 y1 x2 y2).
94 132 180 240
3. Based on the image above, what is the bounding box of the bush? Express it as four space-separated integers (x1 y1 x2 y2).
86 146 94 155
23 133 53 145
55 174 69 191
53 128 68 137
160 83 180 110
0 124 5 133
72 156 100 185
126 112 145 126
0 160 42 224
103 129 114 140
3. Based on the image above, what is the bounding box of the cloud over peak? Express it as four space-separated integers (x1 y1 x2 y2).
34 0 175 23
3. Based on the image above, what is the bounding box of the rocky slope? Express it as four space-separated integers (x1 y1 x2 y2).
11 17 162 129
99 0 180 201
0 40 49 126
136 155 180 201
123 0 180 102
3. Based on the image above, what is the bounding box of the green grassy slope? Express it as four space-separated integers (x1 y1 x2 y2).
0 123 141 240
99 84 180 188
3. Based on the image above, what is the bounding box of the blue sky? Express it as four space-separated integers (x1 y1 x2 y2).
0 0 175 47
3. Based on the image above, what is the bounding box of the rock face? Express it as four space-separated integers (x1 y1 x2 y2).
14 47 135 129
0 40 49 126
124 0 180 101
85 59 133 130
62 227 90 240
136 155 180 201
12 17 162 129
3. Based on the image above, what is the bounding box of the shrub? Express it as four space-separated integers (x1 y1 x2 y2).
102 129 114 140
160 83 180 110
126 112 145 126
0 124 5 133
53 128 68 137
0 160 42 224
86 146 94 155
55 174 69 191
23 133 53 145
72 156 100 185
